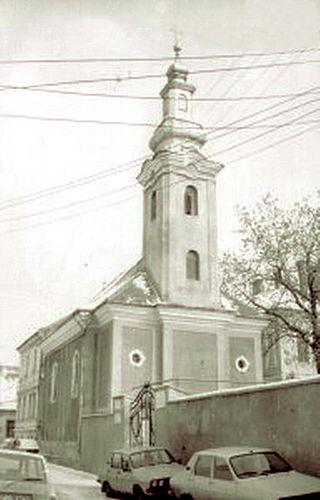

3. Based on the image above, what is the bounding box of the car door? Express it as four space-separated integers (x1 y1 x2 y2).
211 456 237 500
187 454 215 499
108 452 122 492
118 454 133 494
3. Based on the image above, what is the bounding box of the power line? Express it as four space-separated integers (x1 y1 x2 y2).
3 84 318 102
0 114 317 232
0 156 145 210
6 58 319 89
0 110 318 129
205 85 320 140
0 94 317 214
228 122 319 166
0 46 317 64
207 103 320 158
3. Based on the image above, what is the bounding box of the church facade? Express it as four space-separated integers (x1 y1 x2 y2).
16 49 267 469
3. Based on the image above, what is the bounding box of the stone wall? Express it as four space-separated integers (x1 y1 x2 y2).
155 376 320 476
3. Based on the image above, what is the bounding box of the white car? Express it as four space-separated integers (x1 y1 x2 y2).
98 446 183 498
0 449 57 499
170 447 320 500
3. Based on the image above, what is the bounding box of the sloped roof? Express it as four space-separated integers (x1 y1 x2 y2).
95 259 162 307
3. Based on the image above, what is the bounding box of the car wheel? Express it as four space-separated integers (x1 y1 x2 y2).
180 495 194 500
132 485 146 499
104 481 116 498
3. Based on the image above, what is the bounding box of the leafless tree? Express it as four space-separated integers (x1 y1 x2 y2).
221 194 320 373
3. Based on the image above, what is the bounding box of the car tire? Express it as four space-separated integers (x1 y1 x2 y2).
104 481 116 498
132 485 146 499
180 495 194 500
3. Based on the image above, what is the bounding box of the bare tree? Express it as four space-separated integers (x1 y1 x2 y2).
221 194 320 374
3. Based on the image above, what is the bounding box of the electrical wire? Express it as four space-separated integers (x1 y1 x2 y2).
0 97 317 217
3 84 317 102
0 117 317 235
0 46 317 64
5 58 318 89
0 156 145 210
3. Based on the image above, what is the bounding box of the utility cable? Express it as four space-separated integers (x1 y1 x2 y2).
0 46 317 64
5 58 318 89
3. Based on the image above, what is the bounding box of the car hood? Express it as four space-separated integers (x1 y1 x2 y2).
239 471 320 497
133 463 183 481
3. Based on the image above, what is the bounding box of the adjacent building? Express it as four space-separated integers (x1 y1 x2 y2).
0 364 19 443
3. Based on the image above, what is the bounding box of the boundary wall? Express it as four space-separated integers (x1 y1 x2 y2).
155 376 320 476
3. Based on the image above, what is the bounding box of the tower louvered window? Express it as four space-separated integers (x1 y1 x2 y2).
186 250 200 280
185 186 198 215
151 191 157 220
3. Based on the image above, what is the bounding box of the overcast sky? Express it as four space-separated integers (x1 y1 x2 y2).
0 0 319 364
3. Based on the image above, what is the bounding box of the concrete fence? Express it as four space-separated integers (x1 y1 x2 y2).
155 376 320 476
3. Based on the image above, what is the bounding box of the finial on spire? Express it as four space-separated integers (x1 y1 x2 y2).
174 41 182 61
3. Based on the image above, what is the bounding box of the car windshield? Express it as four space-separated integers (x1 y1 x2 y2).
130 449 175 468
0 453 46 481
230 452 292 478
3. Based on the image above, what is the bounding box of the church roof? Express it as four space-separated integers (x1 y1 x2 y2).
95 259 162 307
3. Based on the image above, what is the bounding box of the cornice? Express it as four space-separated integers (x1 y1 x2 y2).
155 304 268 329
149 117 206 152
137 149 224 189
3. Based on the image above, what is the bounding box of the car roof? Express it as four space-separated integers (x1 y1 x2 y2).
16 438 39 445
193 447 274 458
0 449 45 460
111 446 168 455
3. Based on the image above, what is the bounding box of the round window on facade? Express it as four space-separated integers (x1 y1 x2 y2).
129 349 146 367
235 355 250 373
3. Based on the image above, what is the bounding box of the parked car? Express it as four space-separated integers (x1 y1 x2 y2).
98 446 183 498
1 437 40 453
0 448 57 499
170 447 320 500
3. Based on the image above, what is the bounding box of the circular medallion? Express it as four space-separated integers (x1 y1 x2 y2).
129 349 146 367
235 355 250 373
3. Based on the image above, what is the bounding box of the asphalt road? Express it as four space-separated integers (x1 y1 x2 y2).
48 462 107 499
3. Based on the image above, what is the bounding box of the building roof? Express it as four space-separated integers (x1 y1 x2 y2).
92 259 162 308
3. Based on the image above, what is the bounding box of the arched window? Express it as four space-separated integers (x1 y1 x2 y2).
178 93 188 112
186 250 200 280
71 350 81 398
184 186 198 215
151 191 157 220
50 361 58 403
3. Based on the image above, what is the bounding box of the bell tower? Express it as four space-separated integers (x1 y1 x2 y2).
137 45 223 308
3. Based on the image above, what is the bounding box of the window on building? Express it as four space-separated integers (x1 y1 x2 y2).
151 191 157 220
178 93 188 112
195 455 212 477
186 250 200 280
6 420 15 438
50 361 58 403
71 350 81 398
184 185 198 215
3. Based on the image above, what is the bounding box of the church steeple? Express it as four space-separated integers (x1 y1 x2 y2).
149 44 206 153
138 46 223 309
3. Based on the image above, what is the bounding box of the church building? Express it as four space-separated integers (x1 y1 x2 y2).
16 47 267 470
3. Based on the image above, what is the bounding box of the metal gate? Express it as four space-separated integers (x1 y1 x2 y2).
129 383 155 448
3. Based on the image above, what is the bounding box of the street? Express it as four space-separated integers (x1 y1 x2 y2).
48 463 106 499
